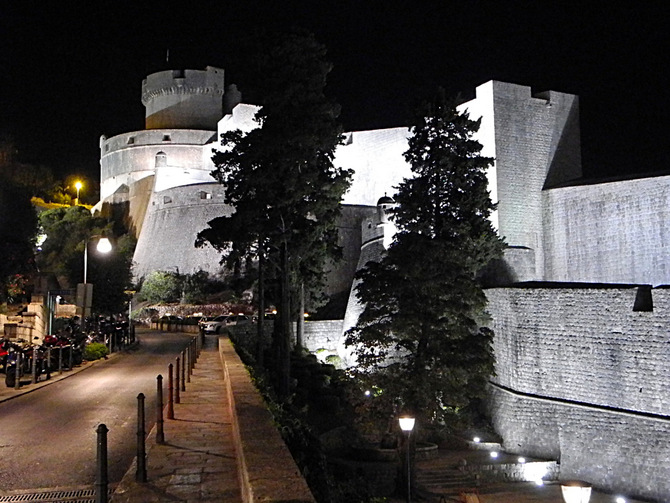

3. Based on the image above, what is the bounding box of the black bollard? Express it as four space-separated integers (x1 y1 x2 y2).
175 357 181 404
69 345 73 370
186 346 191 383
156 375 165 444
180 350 186 391
95 424 109 503
31 348 37 384
14 352 21 390
58 347 63 375
136 393 147 483
167 363 174 420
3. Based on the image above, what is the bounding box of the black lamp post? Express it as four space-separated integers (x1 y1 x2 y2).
398 416 415 503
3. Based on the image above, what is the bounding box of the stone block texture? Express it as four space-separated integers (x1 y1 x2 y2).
544 175 670 285
487 286 670 501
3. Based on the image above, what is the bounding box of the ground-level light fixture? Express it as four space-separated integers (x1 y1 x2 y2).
473 436 481 443
560 480 591 503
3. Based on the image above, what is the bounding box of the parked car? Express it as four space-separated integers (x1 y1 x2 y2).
227 314 250 326
200 315 228 334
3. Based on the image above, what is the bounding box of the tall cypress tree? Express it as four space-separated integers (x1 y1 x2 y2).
197 30 352 396
346 90 505 429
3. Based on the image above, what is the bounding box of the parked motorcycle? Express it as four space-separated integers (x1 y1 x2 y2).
4 342 51 387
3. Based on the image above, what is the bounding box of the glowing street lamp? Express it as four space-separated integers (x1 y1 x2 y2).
561 480 592 503
84 237 112 284
80 236 112 319
398 416 415 503
74 181 83 205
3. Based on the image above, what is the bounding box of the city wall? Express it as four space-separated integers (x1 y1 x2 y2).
132 183 233 280
544 175 670 286
486 285 670 501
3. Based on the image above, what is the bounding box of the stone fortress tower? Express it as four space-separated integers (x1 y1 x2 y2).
98 69 670 501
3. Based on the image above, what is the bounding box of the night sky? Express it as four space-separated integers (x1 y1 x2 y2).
2 2 667 188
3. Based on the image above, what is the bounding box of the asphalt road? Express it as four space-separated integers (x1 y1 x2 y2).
0 330 192 491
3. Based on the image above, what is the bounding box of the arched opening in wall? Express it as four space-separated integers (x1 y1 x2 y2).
199 191 212 200
162 134 171 142
155 151 167 167
633 285 653 312
163 196 172 204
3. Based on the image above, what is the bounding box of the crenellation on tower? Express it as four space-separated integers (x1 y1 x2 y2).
141 66 226 130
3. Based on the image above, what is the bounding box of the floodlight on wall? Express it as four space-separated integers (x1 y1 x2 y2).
560 480 591 503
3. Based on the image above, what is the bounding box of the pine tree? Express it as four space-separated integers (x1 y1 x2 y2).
346 90 505 429
197 30 352 396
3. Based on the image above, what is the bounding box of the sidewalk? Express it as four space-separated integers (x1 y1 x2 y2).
111 336 242 502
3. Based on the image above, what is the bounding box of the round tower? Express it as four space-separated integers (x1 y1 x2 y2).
141 66 225 130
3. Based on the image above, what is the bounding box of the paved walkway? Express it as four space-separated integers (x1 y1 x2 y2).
112 336 242 502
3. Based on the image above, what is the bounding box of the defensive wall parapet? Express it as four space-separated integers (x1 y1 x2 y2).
486 284 670 501
544 174 670 285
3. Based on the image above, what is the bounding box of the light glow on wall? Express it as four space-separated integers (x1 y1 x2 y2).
522 463 547 485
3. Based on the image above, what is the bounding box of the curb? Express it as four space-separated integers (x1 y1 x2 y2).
0 343 137 404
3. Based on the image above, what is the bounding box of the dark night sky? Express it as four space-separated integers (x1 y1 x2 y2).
2 1 668 187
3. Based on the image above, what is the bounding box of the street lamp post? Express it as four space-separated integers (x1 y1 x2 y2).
398 416 415 503
80 237 112 318
75 181 83 206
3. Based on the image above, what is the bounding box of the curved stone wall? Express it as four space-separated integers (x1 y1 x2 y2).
132 183 233 280
100 129 217 199
142 67 225 130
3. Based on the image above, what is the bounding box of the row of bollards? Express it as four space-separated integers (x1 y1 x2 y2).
94 335 202 503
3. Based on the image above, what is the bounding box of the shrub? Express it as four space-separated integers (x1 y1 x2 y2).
84 342 109 361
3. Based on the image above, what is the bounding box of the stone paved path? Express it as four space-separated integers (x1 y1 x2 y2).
112 338 242 502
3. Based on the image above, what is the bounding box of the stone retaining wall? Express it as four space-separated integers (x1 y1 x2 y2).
218 336 316 503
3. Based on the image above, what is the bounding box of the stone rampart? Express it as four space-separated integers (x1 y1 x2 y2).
336 127 412 207
488 385 670 502
486 285 670 501
479 81 581 281
100 129 217 200
544 174 670 285
132 183 232 280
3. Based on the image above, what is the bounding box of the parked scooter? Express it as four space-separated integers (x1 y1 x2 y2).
4 342 51 387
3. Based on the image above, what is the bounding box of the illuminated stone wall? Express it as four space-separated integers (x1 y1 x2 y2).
460 81 582 282
132 183 232 280
544 176 670 286
486 286 670 501
99 130 217 200
142 67 225 130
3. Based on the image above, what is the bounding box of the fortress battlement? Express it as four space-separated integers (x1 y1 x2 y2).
141 66 225 104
